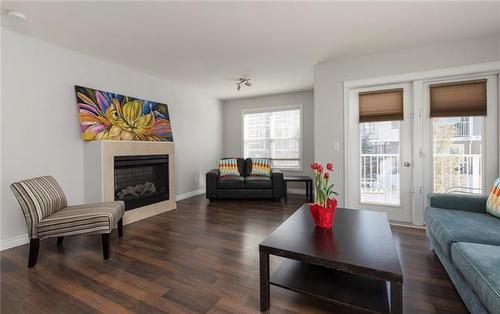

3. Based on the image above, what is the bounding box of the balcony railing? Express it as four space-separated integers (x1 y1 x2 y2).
433 154 482 193
360 153 482 196
360 154 399 193
453 121 470 137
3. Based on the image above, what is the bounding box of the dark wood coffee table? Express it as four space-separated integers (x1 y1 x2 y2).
259 205 403 313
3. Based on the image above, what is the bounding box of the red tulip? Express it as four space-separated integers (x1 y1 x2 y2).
324 172 329 179
327 163 333 171
317 165 323 173
311 163 318 170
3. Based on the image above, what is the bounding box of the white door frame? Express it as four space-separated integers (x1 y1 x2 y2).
345 83 413 223
343 61 500 225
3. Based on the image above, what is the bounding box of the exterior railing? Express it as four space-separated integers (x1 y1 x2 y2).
360 154 399 193
453 121 470 137
433 154 482 193
360 153 482 195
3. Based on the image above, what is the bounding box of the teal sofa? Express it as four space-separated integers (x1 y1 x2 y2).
425 193 500 314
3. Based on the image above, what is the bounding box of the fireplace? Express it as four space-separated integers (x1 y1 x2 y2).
84 141 176 225
114 155 169 211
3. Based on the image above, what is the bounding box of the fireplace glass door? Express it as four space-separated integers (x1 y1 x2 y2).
114 155 169 210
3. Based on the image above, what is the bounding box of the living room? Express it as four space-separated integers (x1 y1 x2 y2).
1 1 499 313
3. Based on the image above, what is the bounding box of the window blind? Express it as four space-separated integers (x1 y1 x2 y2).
359 89 404 123
430 79 487 117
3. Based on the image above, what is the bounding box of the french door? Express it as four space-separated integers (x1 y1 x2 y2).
346 72 498 225
346 83 413 223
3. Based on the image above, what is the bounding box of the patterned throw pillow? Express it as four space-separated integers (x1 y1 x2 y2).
486 177 500 218
250 158 272 177
218 159 240 177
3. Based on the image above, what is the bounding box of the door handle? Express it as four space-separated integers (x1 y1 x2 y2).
403 161 411 167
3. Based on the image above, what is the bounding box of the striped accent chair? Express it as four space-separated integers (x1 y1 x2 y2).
10 176 125 267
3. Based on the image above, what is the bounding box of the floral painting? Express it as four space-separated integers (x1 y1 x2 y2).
76 86 173 142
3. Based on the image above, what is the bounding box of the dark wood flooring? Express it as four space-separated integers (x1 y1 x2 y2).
1 194 468 313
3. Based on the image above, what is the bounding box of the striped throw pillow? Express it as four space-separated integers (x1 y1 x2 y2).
218 159 240 177
250 159 272 177
486 177 500 218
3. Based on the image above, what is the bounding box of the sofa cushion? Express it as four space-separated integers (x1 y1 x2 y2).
217 176 245 189
220 158 245 176
451 242 500 314
245 176 273 189
248 158 272 177
425 207 500 258
218 159 240 176
486 177 500 218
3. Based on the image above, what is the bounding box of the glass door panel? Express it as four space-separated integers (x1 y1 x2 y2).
432 116 483 193
360 121 401 205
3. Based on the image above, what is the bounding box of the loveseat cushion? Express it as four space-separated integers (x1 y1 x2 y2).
425 207 500 258
245 176 273 189
248 158 272 177
451 242 500 313
217 176 245 189
486 177 500 218
218 159 240 176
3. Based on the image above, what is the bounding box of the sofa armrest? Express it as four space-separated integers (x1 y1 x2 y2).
428 193 488 213
271 169 284 199
206 169 220 199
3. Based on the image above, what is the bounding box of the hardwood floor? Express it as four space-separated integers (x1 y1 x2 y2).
1 194 467 313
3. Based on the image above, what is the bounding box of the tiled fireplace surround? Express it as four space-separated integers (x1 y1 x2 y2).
83 141 177 225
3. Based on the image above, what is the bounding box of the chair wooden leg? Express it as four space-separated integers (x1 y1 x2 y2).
117 218 123 238
102 234 110 260
28 238 40 268
57 237 64 246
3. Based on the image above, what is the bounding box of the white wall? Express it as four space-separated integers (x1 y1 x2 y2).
314 34 500 206
222 91 314 188
0 29 223 247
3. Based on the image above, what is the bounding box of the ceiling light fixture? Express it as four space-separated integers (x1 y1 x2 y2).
6 9 26 21
236 77 252 91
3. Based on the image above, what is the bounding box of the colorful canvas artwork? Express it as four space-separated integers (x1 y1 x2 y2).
76 85 173 142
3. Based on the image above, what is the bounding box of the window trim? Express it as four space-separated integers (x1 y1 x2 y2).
241 104 304 172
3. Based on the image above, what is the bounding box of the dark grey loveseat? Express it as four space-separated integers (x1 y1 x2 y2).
206 158 284 201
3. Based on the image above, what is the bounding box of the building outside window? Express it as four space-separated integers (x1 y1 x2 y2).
243 106 302 170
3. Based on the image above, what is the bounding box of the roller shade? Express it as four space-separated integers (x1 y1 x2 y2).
430 80 487 117
359 89 404 123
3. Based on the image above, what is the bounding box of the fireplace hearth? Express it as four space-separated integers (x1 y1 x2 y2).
114 155 169 210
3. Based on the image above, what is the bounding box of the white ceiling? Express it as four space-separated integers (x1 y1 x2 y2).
2 1 499 100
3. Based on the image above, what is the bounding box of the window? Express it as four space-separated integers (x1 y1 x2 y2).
429 79 487 194
243 106 302 170
360 121 401 206
432 116 483 193
358 88 404 206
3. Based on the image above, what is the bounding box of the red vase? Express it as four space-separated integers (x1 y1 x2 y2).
308 198 337 229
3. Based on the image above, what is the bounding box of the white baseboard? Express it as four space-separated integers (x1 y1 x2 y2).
287 188 306 195
0 188 207 251
390 222 426 230
0 234 29 251
176 188 205 201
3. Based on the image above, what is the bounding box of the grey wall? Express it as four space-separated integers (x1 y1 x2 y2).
314 34 500 205
222 91 314 188
1 29 223 245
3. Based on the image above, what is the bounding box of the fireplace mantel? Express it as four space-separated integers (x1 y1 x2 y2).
83 140 177 225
